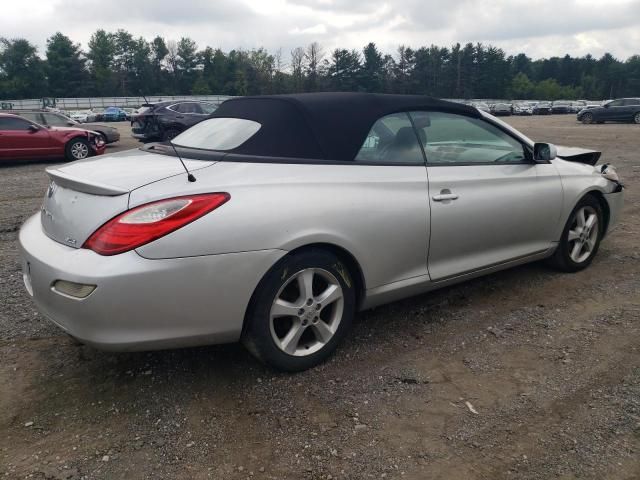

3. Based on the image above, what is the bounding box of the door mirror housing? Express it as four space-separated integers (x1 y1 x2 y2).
533 142 557 162
27 124 40 132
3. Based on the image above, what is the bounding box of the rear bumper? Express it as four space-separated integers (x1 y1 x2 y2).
19 214 285 351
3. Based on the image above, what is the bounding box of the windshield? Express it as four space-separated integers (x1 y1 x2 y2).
172 117 261 150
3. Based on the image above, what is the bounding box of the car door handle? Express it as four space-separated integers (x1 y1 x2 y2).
432 193 459 201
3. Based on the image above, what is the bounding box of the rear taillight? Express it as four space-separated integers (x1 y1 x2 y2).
83 193 230 256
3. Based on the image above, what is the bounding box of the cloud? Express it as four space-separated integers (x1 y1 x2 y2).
0 0 638 60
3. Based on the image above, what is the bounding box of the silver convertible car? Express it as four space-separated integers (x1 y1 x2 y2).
19 93 624 371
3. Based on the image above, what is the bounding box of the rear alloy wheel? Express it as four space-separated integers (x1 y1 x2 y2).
243 249 355 371
547 195 603 272
581 112 594 124
634 112 640 124
65 138 91 161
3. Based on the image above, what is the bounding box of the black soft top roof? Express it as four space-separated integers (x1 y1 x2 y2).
211 92 480 161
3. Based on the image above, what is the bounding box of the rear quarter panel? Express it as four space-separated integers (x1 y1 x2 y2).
130 161 431 290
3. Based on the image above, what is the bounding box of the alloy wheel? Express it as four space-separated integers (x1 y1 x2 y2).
269 268 344 356
634 112 640 124
582 113 593 124
70 141 89 159
567 206 599 263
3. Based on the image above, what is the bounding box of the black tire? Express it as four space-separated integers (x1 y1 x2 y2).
633 112 640 124
242 249 356 372
64 137 91 161
581 112 594 124
547 195 603 272
162 128 181 142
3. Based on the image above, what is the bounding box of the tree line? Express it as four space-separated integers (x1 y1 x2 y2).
1 30 639 101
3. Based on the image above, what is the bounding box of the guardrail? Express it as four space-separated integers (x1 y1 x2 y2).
0 95 234 111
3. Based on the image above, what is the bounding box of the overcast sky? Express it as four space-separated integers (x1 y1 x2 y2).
2 0 639 60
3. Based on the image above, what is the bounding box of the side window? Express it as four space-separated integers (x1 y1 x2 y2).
173 102 201 114
354 113 424 164
0 117 32 130
44 113 68 126
607 100 623 107
623 99 640 106
409 111 527 165
199 103 216 115
16 112 42 124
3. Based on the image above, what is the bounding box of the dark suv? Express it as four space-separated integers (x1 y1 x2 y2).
131 100 217 142
577 98 640 124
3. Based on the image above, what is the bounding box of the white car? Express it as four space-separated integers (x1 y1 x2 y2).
70 110 91 123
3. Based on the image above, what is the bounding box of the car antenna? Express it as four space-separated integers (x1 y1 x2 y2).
168 140 196 182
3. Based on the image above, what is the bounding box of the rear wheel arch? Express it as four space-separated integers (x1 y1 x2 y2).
242 243 366 335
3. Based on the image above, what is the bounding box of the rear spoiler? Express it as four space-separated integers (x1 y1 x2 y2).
555 146 601 166
46 167 128 196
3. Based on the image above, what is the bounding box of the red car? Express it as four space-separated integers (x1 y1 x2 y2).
0 113 106 162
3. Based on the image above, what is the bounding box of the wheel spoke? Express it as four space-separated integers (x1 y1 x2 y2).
310 320 334 344
316 284 341 306
297 270 315 301
585 237 596 252
576 208 586 228
280 322 305 354
567 229 580 242
585 214 597 231
571 240 583 261
271 299 300 318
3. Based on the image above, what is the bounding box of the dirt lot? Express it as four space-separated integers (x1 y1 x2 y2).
1 117 639 480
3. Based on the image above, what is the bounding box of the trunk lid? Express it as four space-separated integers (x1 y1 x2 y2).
41 148 216 248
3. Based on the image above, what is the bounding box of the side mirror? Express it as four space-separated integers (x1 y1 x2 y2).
27 124 40 132
67 121 75 126
533 142 557 162
603 103 610 108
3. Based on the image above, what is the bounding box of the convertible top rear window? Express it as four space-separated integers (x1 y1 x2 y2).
172 118 261 150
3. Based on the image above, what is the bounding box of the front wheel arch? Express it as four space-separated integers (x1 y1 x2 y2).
584 191 610 237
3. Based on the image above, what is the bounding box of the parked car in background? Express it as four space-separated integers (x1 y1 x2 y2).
472 102 491 113
131 100 217 141
0 113 105 161
69 110 92 123
551 101 572 114
121 108 137 121
513 102 534 115
18 93 624 371
12 111 120 144
102 107 128 122
577 98 640 124
490 102 512 116
533 102 552 115
569 101 587 113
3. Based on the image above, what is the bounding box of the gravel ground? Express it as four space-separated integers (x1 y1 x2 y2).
1 117 639 480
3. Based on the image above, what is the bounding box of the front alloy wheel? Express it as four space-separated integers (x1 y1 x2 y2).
567 206 599 263
581 112 594 124
634 112 640 124
243 249 355 371
548 195 603 272
65 138 91 161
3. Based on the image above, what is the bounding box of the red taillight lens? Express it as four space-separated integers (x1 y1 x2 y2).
83 193 230 256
